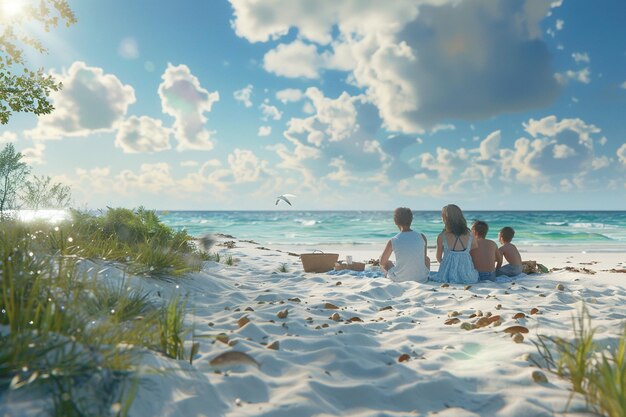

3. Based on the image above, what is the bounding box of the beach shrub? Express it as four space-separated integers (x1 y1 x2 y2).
156 295 189 360
0 221 138 416
533 306 626 417
45 207 206 276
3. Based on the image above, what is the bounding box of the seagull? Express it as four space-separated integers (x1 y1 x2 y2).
275 194 296 206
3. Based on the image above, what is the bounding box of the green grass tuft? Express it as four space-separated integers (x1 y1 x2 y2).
533 305 626 417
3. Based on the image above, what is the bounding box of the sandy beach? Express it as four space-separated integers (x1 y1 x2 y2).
102 235 624 417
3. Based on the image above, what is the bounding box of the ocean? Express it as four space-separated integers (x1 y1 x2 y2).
158 211 626 252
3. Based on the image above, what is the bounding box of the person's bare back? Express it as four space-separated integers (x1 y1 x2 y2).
498 242 522 266
471 238 500 272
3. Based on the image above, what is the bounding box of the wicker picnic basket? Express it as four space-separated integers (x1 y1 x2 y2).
300 251 339 273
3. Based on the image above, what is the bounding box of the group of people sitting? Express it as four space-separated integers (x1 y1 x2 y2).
379 205 522 284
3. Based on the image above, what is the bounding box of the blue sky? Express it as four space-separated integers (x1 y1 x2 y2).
1 0 625 210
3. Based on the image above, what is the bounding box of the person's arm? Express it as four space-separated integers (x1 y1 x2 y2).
495 242 503 269
421 233 430 269
470 234 478 251
436 233 443 263
379 240 393 272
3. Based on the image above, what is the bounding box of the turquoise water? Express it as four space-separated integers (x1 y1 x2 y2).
158 211 626 250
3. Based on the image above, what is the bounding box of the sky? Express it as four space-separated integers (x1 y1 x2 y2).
1 0 625 211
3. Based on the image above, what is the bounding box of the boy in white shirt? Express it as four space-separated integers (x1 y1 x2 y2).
379 207 430 282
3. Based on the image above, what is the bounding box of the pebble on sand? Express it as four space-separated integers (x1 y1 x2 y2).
503 325 529 334
277 309 289 319
324 303 340 310
513 312 526 319
267 341 279 350
532 370 548 383
398 354 410 362
237 316 250 328
512 333 524 343
556 284 565 291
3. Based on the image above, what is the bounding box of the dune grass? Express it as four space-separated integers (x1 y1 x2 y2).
533 306 626 417
0 208 201 416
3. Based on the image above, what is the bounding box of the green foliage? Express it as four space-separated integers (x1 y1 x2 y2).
0 0 77 124
224 255 236 266
60 207 204 276
21 175 72 209
533 306 626 417
157 295 189 360
277 263 289 273
0 143 30 216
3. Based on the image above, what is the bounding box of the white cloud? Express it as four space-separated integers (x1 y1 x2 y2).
260 102 283 121
258 125 272 136
571 52 590 63
234 84 254 107
618 144 626 165
553 144 576 159
118 37 139 59
0 131 16 144
21 142 45 165
523 115 600 140
228 149 265 183
158 63 219 151
621 81 626 89
285 88 359 146
430 124 456 134
233 0 562 133
118 163 175 193
276 88 303 103
27 61 136 140
325 158 356 186
598 136 608 146
180 160 199 167
114 116 171 153
479 130 501 159
555 19 564 30
555 68 591 84
591 156 610 170
263 40 321 79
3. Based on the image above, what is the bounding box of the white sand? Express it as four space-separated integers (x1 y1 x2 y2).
116 237 625 417
6 237 622 416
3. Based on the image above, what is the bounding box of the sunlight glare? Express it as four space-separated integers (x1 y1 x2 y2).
2 0 24 19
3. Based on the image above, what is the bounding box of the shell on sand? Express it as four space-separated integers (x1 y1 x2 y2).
445 318 460 325
398 354 410 362
348 316 363 322
237 316 250 328
513 313 526 319
209 351 260 368
330 313 341 321
379 306 393 311
530 308 540 315
503 325 529 334
324 303 340 310
277 309 288 319
267 341 279 350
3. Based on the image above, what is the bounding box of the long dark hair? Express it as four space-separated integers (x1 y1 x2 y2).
442 204 469 236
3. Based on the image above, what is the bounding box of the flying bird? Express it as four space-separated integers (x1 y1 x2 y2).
275 194 296 206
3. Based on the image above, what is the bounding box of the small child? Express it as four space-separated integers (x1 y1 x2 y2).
379 207 430 283
496 226 522 277
470 221 502 281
